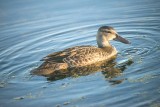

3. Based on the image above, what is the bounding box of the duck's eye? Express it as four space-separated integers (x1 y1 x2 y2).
103 30 112 33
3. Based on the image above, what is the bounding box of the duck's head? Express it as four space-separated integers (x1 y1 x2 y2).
96 26 130 48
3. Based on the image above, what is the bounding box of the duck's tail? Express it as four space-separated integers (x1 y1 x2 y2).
31 62 68 76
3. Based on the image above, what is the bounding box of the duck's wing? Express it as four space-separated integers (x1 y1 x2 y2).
63 46 106 67
41 45 96 63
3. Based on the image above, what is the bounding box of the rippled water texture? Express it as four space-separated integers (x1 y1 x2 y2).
0 0 160 107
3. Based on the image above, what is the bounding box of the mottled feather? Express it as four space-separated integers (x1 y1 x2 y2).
42 45 117 67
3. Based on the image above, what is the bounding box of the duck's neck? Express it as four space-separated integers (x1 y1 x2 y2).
96 34 111 48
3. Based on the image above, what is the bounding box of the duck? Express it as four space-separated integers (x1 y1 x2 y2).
32 26 130 75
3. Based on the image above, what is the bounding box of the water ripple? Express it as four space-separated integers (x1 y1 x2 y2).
0 0 160 106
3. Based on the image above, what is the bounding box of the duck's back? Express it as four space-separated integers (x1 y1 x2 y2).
44 45 117 66
32 46 117 75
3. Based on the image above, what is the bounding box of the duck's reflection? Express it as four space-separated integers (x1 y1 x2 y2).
32 59 133 84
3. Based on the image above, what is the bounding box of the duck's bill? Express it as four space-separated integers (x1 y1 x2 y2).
114 34 130 44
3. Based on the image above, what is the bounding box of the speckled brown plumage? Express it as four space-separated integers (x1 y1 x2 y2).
32 26 130 75
43 45 117 66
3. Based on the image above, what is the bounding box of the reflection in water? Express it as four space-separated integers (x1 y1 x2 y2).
32 59 133 84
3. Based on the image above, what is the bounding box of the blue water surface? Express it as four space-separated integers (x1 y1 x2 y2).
0 0 160 107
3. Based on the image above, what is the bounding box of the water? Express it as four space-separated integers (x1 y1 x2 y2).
0 0 160 107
